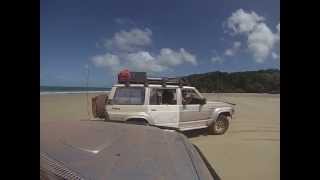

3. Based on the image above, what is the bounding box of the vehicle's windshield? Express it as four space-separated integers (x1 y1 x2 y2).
113 87 145 105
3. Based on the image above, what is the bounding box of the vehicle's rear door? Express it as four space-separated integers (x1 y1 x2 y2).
148 87 179 128
107 86 148 121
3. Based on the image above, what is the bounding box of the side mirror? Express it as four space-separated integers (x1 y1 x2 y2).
200 98 206 105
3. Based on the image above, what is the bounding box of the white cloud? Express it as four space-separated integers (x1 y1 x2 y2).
224 49 233 56
234 41 241 47
105 28 152 52
247 23 278 62
211 56 223 64
225 41 241 56
91 53 121 71
271 52 279 60
114 18 134 25
125 51 167 72
126 48 197 72
92 28 198 73
157 48 197 66
275 23 280 42
91 49 197 73
180 48 197 65
227 9 265 34
271 23 280 61
226 9 280 62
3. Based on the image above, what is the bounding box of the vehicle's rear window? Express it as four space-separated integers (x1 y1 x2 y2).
113 87 145 105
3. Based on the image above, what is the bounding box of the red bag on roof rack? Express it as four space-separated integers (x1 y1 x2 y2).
118 69 131 83
118 69 146 84
117 69 189 86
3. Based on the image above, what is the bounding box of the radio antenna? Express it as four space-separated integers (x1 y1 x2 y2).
217 70 223 101
216 71 220 100
85 65 91 120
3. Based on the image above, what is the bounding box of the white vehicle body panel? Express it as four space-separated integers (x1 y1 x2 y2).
105 84 235 131
148 105 179 128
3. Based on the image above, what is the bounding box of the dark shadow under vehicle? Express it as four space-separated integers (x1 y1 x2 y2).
181 128 210 138
40 120 220 180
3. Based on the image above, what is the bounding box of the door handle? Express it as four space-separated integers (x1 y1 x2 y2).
151 109 157 111
112 107 120 110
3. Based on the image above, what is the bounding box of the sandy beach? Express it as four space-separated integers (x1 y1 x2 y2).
40 93 279 180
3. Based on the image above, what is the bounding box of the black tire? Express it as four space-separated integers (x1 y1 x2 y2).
208 114 230 135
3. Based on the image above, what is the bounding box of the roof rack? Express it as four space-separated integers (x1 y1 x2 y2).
117 70 190 87
146 77 189 87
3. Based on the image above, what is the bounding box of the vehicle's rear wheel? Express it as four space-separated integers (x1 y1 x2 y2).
208 114 230 135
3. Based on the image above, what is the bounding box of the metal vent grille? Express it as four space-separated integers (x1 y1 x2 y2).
40 153 84 180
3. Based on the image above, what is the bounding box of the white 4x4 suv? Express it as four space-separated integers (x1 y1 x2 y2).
93 71 235 135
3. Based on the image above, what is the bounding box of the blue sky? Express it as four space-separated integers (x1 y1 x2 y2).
41 0 280 87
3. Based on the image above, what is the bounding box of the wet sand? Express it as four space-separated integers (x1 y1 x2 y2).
40 93 279 180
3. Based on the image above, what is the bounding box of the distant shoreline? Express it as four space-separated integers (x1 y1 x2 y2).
40 86 110 95
40 91 110 95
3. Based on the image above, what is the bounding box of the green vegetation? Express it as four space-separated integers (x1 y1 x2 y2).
184 69 280 93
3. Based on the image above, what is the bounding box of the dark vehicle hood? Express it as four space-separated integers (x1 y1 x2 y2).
40 120 218 180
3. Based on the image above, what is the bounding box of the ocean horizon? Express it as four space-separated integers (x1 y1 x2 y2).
40 86 110 95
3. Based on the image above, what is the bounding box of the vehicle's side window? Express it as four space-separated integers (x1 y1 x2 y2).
150 88 177 105
113 87 145 105
182 89 201 105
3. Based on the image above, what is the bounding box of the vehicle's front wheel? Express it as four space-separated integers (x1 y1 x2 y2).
208 114 230 135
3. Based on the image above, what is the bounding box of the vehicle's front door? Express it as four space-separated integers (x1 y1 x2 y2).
148 87 179 128
179 88 211 123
